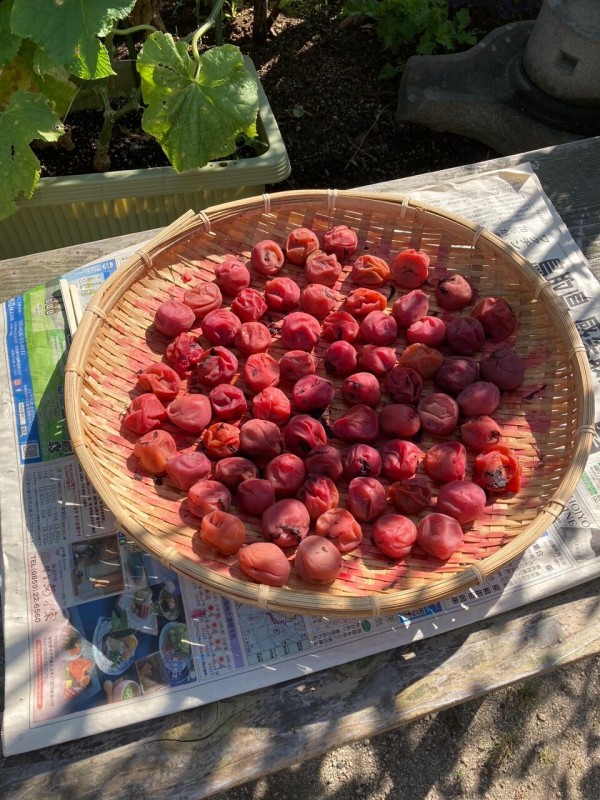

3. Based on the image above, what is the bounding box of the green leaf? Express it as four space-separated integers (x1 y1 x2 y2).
138 36 259 172
0 90 63 219
10 0 136 79
0 0 22 71
0 41 76 115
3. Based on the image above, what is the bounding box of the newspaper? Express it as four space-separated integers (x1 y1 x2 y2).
2 166 600 757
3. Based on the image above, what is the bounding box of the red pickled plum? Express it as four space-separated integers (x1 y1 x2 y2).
251 239 284 276
343 288 387 317
417 392 459 436
392 289 429 328
473 445 522 494
347 477 388 523
166 332 203 378
166 394 212 433
314 508 363 553
187 479 231 517
134 430 177 474
300 284 337 318
305 250 342 287
357 345 397 376
264 277 301 312
209 384 247 421
360 311 398 347
294 537 342 584
324 340 358 378
239 419 283 462
342 372 381 407
351 254 391 287
201 422 240 459
386 366 423 404
235 321 272 355
137 363 180 401
304 445 344 481
381 439 423 481
399 343 443 379
435 274 474 311
296 473 339 521
457 381 501 417
417 513 464 560
231 287 267 323
331 404 379 443
436 480 487 525
424 441 467 483
237 479 276 516
323 225 358 260
379 404 420 438
280 312 321 351
213 457 259 491
284 414 327 455
262 498 310 548
406 316 446 348
479 348 526 391
279 350 316 383
434 356 479 396
391 249 430 289
265 453 307 497
123 393 167 435
199 510 245 556
445 316 485 356
387 476 432 514
244 352 280 393
293 375 335 413
373 514 417 560
202 309 241 347
238 542 290 587
461 416 502 451
183 283 222 320
196 346 238 388
285 227 319 265
344 443 382 479
165 451 212 491
473 297 517 341
321 310 360 343
154 299 195 337
214 257 250 296
252 386 292 425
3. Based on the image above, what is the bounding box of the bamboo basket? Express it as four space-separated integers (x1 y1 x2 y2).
64 190 595 617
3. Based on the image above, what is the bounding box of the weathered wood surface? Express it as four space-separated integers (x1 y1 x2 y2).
2 136 600 798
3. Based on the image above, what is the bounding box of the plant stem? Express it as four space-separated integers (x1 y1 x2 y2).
189 0 226 78
93 88 142 173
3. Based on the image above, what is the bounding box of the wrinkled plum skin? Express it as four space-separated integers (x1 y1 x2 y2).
321 310 360 343
238 542 291 586
296 473 340 520
445 316 485 356
344 443 382 479
285 227 319 266
417 513 464 560
265 453 307 497
213 457 259 491
124 393 167 435
284 415 328 455
187 479 232 518
264 277 301 311
137 363 180 400
373 514 418 560
262 499 311 548
387 476 432 515
314 508 363 553
231 287 268 323
324 340 358 377
134 429 177 474
424 442 467 483
392 289 429 328
251 239 285 276
304 445 344 481
182 283 222 320
154 299 196 337
360 311 398 346
294 536 343 584
386 366 423 404
252 386 292 425
379 404 420 438
381 439 423 481
165 452 212 491
167 394 212 433
343 288 387 317
392 249 430 289
244 352 280 393
434 356 479 396
214 257 250 296
357 345 397 376
331 404 379 443
305 250 342 287
399 343 443 379
461 416 502 451
166 332 203 378
406 316 446 347
435 274 474 311
209 384 247 421
342 372 381 407
202 309 242 346
235 321 272 355
196 346 238 388
417 392 459 436
293 375 335 412
239 419 283 462
351 254 391 287
236 479 276 516
201 422 240 459
473 297 517 341
323 225 358 260
280 312 321 351
436 480 487 524
279 350 316 383
479 348 525 390
301 284 337 318
199 510 246 556
347 477 388 523
473 445 522 494
456 381 501 417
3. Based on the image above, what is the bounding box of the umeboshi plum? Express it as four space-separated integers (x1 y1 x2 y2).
278 350 316 383
166 393 212 433
235 321 272 355
304 445 344 481
236 478 276 516
322 224 358 260
296 473 340 521
416 513 464 560
456 381 501 417
208 384 248 421
343 443 382 479
373 514 418 560
262 498 311 548
294 536 342 584
196 346 238 388
386 365 424 404
154 298 196 337
231 287 267 323
424 441 467 483
201 308 241 347
351 254 391 287
284 414 327 455
360 311 398 346
213 457 259 491
201 422 240 459
244 352 280 392
434 274 474 311
417 392 459 436
214 256 250 296
460 415 502 451
391 249 430 289
321 310 360 343
379 403 420 438
406 316 446 347
305 250 342 287
387 476 432 515
314 508 363 553
137 363 181 401
479 348 526 390
285 227 319 266
324 340 358 377
357 344 397 376
238 541 290 586
436 480 487 524
381 439 423 481
251 239 285 276
199 510 246 556
292 374 335 413
434 355 479 396
347 477 387 523
252 386 292 425
187 479 231 517
300 284 337 318
341 372 381 407
445 316 485 355
472 296 517 341
399 343 443 379
123 393 167 435
239 418 283 462
343 287 387 317
265 453 307 497
280 311 321 351
166 332 204 378
182 282 222 320
473 445 522 494
134 428 177 473
264 276 301 311
391 289 429 328
331 404 379 443
165 451 212 491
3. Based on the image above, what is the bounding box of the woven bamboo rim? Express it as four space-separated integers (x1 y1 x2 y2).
64 189 594 617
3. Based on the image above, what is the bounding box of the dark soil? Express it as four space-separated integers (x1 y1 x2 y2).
34 1 543 191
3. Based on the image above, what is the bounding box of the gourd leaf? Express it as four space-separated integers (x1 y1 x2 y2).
137 35 259 173
0 42 76 115
0 90 63 219
0 0 22 72
10 0 136 79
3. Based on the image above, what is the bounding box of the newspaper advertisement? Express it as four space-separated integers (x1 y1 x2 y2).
2 166 600 756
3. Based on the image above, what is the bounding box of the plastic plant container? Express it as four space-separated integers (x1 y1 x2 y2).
0 59 291 259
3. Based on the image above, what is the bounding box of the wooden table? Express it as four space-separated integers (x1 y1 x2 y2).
2 137 600 799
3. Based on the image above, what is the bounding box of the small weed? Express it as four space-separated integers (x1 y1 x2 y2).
489 731 517 765
538 749 556 765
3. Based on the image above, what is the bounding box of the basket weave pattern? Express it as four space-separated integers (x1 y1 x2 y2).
65 191 594 617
